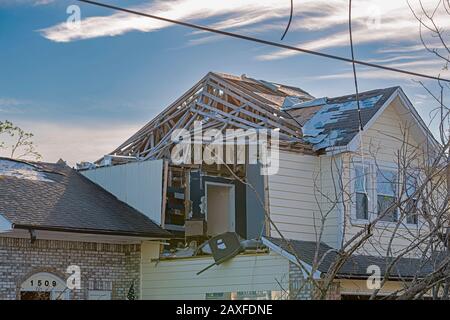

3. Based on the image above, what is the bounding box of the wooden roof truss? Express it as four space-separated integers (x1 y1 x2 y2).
109 72 312 161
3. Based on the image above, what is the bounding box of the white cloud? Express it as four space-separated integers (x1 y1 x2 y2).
313 59 449 81
39 0 450 82
0 120 142 166
34 0 54 5
0 0 54 6
40 0 292 42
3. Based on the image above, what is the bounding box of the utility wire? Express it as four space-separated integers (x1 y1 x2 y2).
280 0 294 40
349 0 369 202
77 0 450 83
348 0 363 131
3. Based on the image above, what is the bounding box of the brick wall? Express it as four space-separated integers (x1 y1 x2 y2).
288 262 313 300
0 237 140 300
288 262 341 300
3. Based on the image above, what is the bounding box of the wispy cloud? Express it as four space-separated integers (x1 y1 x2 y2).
0 0 54 6
0 98 31 113
314 59 449 81
40 0 450 69
40 0 291 42
34 0 54 5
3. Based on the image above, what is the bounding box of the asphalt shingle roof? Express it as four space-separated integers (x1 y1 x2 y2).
266 237 436 279
284 87 399 151
0 158 171 238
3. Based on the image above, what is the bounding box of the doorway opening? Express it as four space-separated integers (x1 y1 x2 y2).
19 272 69 300
20 291 51 300
205 182 235 236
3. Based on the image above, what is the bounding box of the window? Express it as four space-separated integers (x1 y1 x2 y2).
88 290 112 300
355 165 369 220
404 175 418 225
377 169 398 222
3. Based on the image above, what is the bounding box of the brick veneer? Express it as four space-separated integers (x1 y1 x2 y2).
0 237 140 300
288 262 341 300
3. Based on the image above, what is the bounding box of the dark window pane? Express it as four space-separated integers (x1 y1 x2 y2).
377 195 397 222
356 192 368 220
405 198 418 224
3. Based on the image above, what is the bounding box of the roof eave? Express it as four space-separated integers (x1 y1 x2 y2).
261 236 322 279
12 224 173 240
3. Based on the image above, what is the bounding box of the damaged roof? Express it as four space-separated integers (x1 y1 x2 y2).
265 237 437 279
284 87 399 151
215 72 315 109
108 72 412 160
0 158 171 238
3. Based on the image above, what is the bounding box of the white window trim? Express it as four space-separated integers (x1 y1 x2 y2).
400 169 423 228
350 159 375 224
376 166 399 223
350 158 421 228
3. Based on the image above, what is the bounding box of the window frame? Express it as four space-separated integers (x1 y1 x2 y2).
350 160 375 223
350 158 421 227
376 167 399 223
402 171 420 226
353 163 370 221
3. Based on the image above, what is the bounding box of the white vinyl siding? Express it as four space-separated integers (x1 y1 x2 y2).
267 150 340 248
140 253 289 300
343 101 428 256
81 159 164 225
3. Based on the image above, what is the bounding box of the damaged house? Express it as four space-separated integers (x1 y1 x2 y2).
78 72 444 300
1 71 444 300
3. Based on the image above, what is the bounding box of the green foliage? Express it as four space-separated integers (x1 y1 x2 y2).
0 120 41 160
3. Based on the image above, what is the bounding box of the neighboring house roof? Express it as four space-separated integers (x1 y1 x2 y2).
264 237 436 279
283 87 400 151
0 158 171 238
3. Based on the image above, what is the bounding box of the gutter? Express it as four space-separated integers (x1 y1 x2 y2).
12 224 173 240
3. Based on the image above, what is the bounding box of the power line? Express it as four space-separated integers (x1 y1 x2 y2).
280 0 294 41
348 0 363 131
77 0 450 83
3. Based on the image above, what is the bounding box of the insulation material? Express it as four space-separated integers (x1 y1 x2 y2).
282 97 326 110
0 159 53 182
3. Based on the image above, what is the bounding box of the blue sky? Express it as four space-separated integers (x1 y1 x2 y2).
0 0 448 165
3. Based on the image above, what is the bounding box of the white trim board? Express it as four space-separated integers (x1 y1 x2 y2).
261 237 321 279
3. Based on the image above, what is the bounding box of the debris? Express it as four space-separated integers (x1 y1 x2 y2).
197 232 243 275
282 97 327 110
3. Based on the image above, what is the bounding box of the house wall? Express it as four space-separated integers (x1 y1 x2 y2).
81 160 164 225
341 99 430 257
140 251 290 300
267 150 339 248
339 279 406 297
0 236 140 300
